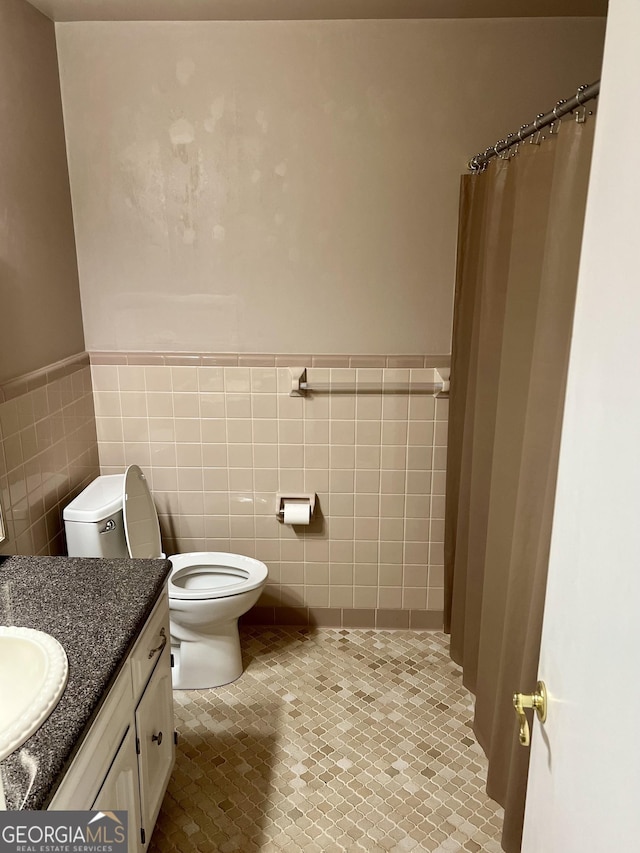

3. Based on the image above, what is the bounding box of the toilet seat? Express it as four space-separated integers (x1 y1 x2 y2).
123 465 164 559
122 466 268 603
168 553 268 600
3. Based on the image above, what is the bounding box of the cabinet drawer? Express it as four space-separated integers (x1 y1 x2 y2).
129 592 170 703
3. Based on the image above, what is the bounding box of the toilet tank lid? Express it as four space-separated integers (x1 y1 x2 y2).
63 474 124 523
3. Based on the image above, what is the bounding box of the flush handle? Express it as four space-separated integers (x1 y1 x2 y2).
147 627 167 660
513 681 547 747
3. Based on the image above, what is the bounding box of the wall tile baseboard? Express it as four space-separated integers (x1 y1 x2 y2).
241 606 444 630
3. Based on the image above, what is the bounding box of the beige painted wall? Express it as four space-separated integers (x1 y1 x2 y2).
57 18 605 356
0 0 85 385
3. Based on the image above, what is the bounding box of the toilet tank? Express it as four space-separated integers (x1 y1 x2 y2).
64 474 128 558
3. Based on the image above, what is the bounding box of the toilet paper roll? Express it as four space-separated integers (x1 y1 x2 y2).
283 501 311 525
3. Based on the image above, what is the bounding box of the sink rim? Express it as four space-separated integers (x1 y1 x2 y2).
0 626 69 762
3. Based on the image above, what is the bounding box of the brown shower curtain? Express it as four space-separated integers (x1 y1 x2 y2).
444 116 596 852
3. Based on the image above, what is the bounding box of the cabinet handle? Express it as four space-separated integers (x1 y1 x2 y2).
152 732 163 746
147 627 167 660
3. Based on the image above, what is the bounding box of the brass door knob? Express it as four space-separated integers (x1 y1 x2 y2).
513 681 547 747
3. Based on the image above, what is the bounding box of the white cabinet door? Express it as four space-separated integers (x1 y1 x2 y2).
135 654 175 842
49 664 132 811
93 727 143 853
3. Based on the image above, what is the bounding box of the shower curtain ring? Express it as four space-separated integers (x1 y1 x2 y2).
495 140 510 160
550 99 567 134
552 99 566 119
575 83 589 105
530 114 544 145
575 84 590 123
506 133 518 157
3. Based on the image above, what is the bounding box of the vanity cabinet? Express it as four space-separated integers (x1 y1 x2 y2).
49 592 175 852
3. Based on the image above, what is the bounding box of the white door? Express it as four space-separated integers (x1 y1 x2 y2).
522 1 640 850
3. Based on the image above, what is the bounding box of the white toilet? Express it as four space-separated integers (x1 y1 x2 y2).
63 465 268 690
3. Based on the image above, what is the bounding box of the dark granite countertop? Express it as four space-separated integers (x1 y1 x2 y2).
0 554 172 810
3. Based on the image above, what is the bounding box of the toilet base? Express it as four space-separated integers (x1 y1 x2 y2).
170 618 244 690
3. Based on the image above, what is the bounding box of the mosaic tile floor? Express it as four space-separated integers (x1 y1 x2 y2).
149 628 504 853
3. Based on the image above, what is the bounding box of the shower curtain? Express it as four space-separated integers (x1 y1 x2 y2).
444 116 596 852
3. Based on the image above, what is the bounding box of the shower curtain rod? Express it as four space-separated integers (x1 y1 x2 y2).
468 80 600 172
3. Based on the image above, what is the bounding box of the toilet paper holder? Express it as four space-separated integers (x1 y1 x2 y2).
275 492 316 522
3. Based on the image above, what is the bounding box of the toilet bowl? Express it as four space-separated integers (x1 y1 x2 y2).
63 465 268 689
168 552 267 688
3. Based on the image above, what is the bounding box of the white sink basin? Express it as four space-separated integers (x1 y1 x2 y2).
0 626 68 762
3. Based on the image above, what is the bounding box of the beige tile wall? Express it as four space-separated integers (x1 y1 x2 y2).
92 361 447 626
0 359 100 556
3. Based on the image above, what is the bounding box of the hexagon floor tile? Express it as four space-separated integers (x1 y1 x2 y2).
149 628 504 853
